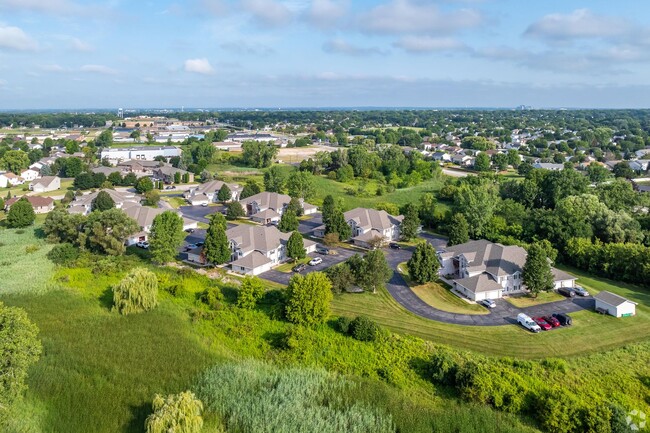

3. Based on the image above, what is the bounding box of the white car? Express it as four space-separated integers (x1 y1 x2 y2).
517 313 541 333
308 257 323 266
136 241 149 249
480 299 496 308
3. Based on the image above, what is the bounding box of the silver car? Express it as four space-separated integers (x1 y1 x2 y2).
480 299 496 308
573 286 589 297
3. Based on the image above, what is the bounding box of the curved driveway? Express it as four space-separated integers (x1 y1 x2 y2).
382 234 592 326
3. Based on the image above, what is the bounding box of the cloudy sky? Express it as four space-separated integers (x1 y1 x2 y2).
0 0 649 109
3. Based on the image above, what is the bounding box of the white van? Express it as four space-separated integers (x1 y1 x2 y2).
517 313 541 333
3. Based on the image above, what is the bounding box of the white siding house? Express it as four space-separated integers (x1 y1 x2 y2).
594 291 637 317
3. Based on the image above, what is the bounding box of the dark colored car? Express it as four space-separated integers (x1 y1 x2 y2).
557 287 576 298
185 228 195 233
544 316 561 328
533 317 552 331
552 313 573 326
293 263 307 272
389 243 401 250
196 241 205 247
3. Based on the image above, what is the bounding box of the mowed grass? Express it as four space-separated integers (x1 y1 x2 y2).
396 262 487 315
0 227 56 295
331 268 650 358
33 178 74 197
505 290 565 308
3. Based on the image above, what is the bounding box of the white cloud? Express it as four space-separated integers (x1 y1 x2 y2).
394 36 466 53
80 64 117 75
359 0 482 35
525 9 629 41
307 0 348 28
241 0 293 26
0 25 38 51
70 37 93 52
40 64 68 72
184 58 215 74
322 38 384 56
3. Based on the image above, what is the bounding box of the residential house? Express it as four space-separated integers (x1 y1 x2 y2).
437 239 576 302
186 224 316 275
100 146 182 162
451 154 474 167
29 176 61 193
5 196 54 214
313 207 404 248
239 192 317 224
594 291 637 317
123 204 197 246
68 189 140 215
153 165 194 184
532 163 565 171
0 172 24 188
20 168 40 182
116 160 163 177
432 151 452 162
184 180 242 205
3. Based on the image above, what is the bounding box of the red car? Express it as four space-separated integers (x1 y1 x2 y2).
533 317 552 331
544 316 561 328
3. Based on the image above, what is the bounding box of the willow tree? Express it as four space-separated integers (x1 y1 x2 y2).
112 267 158 315
146 391 203 433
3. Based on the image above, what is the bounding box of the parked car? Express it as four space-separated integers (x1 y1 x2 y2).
164 185 176 190
185 228 195 233
480 299 496 308
557 287 576 298
533 317 552 331
136 241 149 249
293 263 307 272
544 316 561 327
196 241 204 247
573 286 589 297
308 257 323 266
552 313 573 326
517 313 541 333
201 203 208 207
316 245 330 255
184 244 197 251
389 243 401 250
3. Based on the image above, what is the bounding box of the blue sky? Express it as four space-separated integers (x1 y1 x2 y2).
0 0 649 109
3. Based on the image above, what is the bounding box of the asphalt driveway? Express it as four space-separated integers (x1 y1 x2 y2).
179 205 226 223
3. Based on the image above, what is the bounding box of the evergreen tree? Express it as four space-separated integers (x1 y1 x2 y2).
321 194 336 227
226 201 245 220
84 208 139 255
523 243 555 297
217 183 232 202
448 213 469 246
286 231 306 260
204 213 231 265
284 272 333 326
240 179 261 199
407 242 439 284
278 209 299 232
400 202 420 241
357 250 392 294
286 196 304 216
326 208 351 240
92 190 115 212
6 198 35 228
149 211 184 264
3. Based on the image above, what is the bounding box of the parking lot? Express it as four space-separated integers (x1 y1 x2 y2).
179 205 225 223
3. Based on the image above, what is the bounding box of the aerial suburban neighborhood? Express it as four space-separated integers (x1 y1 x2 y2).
2 1 650 431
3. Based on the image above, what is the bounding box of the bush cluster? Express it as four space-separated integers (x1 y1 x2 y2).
336 315 382 342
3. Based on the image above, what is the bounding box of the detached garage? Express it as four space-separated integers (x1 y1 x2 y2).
594 291 637 317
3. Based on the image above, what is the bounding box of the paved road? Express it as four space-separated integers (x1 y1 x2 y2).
261 246 358 286
442 168 475 178
179 205 226 223
298 213 323 235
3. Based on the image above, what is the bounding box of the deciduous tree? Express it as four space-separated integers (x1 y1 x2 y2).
284 272 333 326
263 165 285 193
112 267 158 315
286 231 306 260
145 391 203 433
236 276 265 309
522 243 554 297
226 201 245 220
286 170 315 200
84 208 139 255
278 209 299 232
6 198 35 228
136 176 154 194
357 249 392 294
240 179 261 199
92 190 115 211
149 211 184 264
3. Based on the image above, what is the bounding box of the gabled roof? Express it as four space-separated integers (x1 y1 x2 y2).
6 196 54 208
239 192 291 211
251 209 281 220
70 189 138 208
455 274 503 294
227 224 286 254
231 251 272 270
344 207 403 232
30 176 60 188
123 204 168 228
594 291 637 307
192 180 241 195
154 165 190 176
439 239 526 277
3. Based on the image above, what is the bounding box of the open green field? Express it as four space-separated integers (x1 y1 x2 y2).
396 262 487 315
332 267 650 358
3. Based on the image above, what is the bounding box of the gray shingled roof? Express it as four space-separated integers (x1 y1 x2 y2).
440 239 527 277
594 291 637 307
344 207 403 232
455 274 503 293
231 251 272 269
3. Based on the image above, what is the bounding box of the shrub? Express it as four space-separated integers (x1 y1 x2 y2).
112 267 158 315
200 286 224 310
6 198 35 228
349 316 381 342
145 391 203 433
335 316 352 334
47 243 80 265
236 276 265 309
25 244 40 254
429 347 463 386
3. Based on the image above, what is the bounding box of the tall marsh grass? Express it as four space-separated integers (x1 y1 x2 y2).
0 228 57 294
196 360 394 433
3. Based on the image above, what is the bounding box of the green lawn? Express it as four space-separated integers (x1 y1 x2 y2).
396 262 487 315
161 196 186 208
331 268 650 358
505 291 565 308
